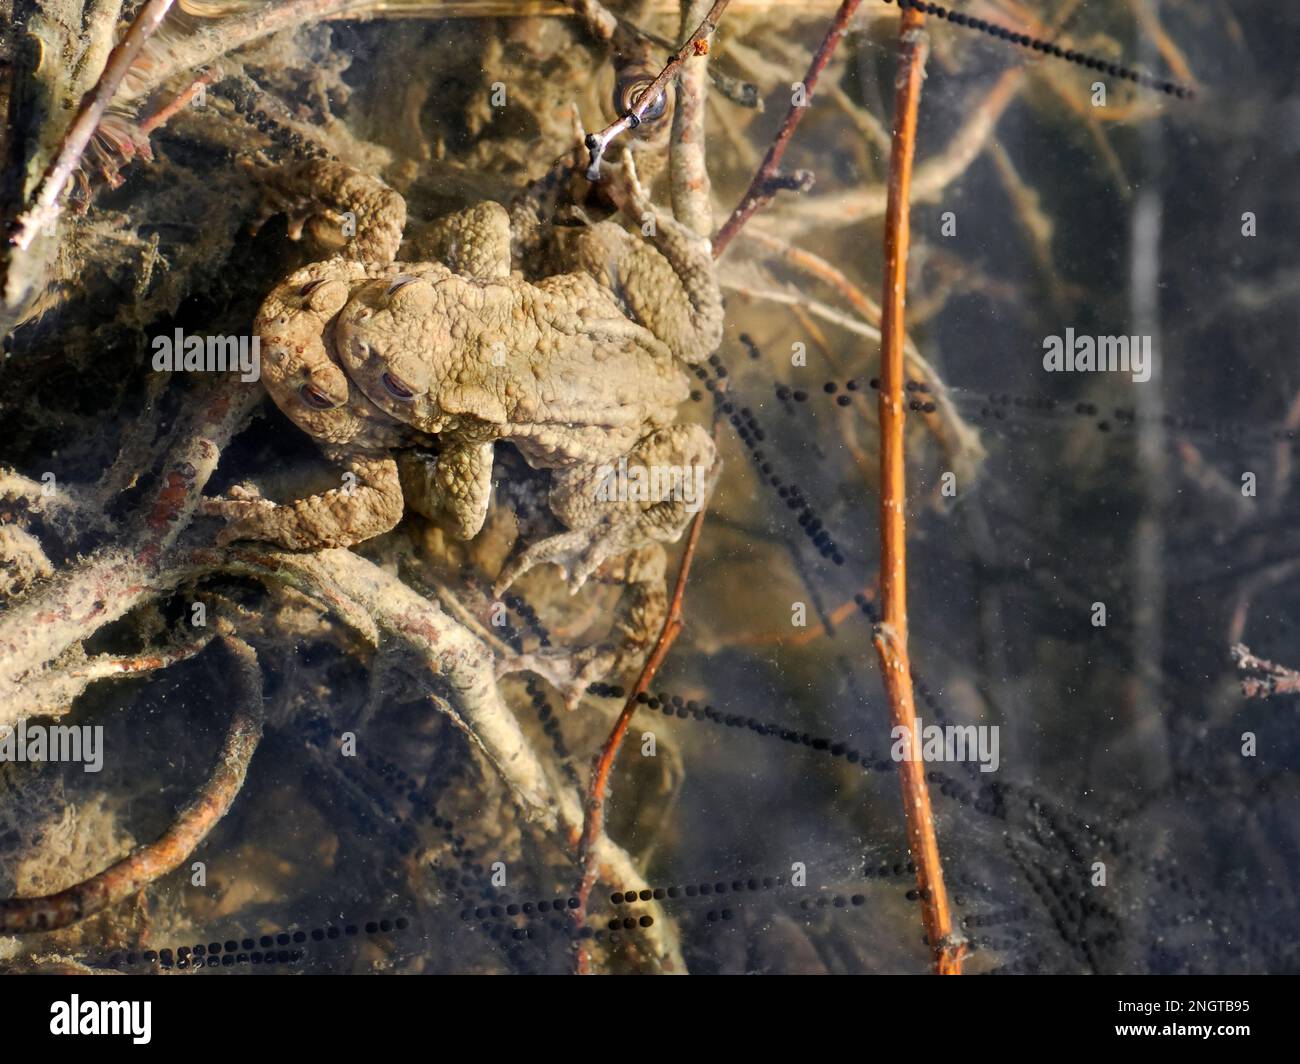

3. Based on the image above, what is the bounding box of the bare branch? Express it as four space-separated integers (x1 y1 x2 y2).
10 0 178 251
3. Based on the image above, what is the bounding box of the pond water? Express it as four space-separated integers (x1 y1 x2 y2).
0 0 1296 975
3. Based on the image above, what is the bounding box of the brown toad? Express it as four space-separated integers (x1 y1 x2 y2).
335 155 722 595
210 152 722 602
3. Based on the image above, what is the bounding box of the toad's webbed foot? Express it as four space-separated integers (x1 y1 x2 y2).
495 545 667 711
497 644 617 712
494 518 645 599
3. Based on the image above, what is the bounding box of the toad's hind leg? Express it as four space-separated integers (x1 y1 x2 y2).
563 150 723 364
247 158 406 265
398 441 496 540
494 423 718 596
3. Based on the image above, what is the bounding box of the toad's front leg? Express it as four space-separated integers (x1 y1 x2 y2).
204 452 404 550
397 440 496 541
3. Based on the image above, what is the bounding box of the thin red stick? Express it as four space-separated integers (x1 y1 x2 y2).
712 0 863 257
571 506 707 972
0 636 262 933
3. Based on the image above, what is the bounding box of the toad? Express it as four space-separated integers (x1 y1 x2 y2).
207 151 722 657
332 151 722 595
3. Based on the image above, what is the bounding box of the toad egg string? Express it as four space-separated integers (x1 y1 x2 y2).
697 347 849 565
92 915 412 971
763 368 1298 451
881 0 1195 99
585 676 1121 859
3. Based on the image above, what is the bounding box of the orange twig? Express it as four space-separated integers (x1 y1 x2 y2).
875 6 964 975
571 506 708 972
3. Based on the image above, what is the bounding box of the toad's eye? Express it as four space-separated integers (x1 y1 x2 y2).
381 371 415 401
387 275 418 296
614 72 667 124
299 279 327 297
299 383 340 410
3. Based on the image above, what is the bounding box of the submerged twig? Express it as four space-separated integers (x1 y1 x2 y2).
583 0 730 180
572 505 707 972
1232 644 1300 700
873 5 964 976
14 630 216 721
712 0 863 256
670 0 718 237
0 634 263 933
10 0 177 251
0 381 261 725
563 0 619 40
